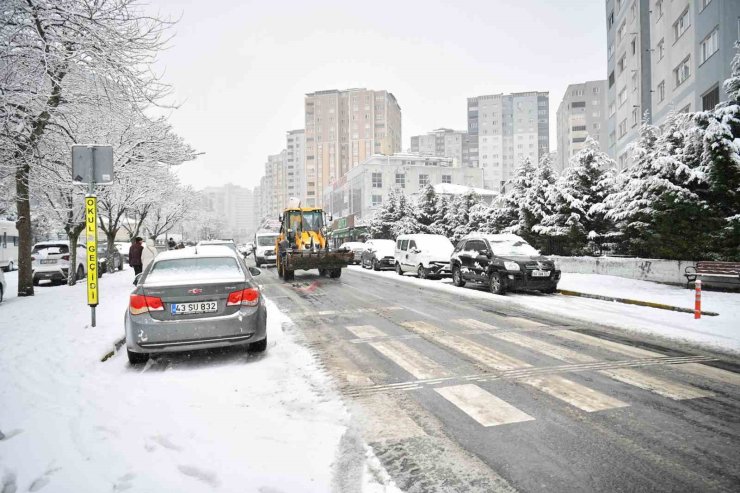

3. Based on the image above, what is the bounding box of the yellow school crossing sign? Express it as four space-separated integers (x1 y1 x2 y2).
85 196 98 307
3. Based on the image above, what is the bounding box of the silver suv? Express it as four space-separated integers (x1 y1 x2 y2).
31 241 87 285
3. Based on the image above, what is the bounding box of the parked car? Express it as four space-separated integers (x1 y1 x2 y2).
98 243 123 273
450 233 560 295
124 245 267 364
253 232 279 267
0 269 5 303
361 239 396 271
115 242 130 263
337 241 366 265
31 241 87 285
197 239 239 256
395 234 454 278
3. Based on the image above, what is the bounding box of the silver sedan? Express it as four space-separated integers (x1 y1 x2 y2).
124 245 267 364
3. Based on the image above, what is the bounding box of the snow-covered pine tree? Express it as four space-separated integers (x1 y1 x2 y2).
444 189 482 243
520 154 556 249
392 192 421 237
692 43 740 260
535 138 615 254
369 188 402 239
431 194 451 237
415 183 440 234
490 157 535 234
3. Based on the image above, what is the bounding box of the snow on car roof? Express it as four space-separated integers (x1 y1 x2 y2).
154 244 239 262
463 233 526 243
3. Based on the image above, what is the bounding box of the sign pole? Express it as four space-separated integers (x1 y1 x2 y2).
86 150 98 327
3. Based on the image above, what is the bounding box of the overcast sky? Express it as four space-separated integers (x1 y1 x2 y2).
149 0 607 190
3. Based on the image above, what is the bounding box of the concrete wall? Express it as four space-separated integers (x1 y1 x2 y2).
550 256 692 285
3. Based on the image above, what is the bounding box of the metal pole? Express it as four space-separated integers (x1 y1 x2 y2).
89 148 96 328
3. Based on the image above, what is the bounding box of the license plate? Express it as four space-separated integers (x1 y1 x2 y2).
171 301 218 315
40 259 57 264
532 270 550 277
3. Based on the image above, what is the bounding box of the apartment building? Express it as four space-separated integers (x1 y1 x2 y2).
201 184 254 242
605 0 740 169
409 128 475 167
556 80 608 173
322 153 484 222
304 88 402 207
286 129 305 204
467 92 550 192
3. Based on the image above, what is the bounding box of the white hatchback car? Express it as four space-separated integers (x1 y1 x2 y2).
394 234 454 279
0 269 6 303
31 241 87 285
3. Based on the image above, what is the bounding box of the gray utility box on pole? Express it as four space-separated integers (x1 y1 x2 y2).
72 145 114 185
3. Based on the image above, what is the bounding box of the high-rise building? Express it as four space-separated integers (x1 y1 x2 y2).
286 129 305 204
605 0 740 169
556 80 608 173
201 184 254 242
304 88 402 207
467 92 550 191
409 128 475 167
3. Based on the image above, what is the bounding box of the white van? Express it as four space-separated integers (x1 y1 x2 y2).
0 220 19 272
394 234 454 279
253 232 279 267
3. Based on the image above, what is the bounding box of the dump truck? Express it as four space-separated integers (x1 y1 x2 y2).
275 205 353 281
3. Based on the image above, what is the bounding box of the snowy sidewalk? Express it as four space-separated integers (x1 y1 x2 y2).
347 266 740 354
0 269 398 492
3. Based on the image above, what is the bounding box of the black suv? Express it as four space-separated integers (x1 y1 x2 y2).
450 233 560 295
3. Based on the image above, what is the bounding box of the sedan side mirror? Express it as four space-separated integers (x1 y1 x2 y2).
133 273 142 286
248 266 261 277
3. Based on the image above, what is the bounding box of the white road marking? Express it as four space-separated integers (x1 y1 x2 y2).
550 330 663 359
435 384 535 427
369 339 450 380
454 318 499 331
489 331 596 364
506 317 548 328
346 325 387 339
674 362 740 387
402 321 531 371
599 368 715 400
520 375 629 412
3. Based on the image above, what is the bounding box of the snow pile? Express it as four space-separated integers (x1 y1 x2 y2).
0 270 399 492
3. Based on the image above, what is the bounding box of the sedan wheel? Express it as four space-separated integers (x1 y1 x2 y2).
0 286 3 303
489 272 506 295
76 265 85 281
127 348 149 365
452 266 465 287
248 337 267 353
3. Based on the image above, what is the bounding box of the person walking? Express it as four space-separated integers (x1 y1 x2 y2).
128 237 144 276
141 238 159 271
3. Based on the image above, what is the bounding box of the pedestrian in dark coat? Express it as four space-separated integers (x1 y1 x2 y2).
129 237 144 277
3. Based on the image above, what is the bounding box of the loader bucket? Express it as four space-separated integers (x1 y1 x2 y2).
285 251 353 271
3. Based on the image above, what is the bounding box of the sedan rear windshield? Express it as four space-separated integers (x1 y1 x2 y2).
146 257 242 282
32 244 69 254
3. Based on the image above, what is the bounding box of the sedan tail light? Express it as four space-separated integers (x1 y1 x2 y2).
129 294 164 315
227 287 260 307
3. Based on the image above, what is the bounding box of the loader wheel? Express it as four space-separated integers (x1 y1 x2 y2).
329 268 342 279
318 268 327 277
277 258 284 278
284 269 295 281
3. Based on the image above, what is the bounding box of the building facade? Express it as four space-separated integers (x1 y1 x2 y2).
304 88 402 207
285 129 305 204
409 128 475 167
201 184 254 242
556 80 608 173
322 153 485 222
605 0 740 169
467 92 550 191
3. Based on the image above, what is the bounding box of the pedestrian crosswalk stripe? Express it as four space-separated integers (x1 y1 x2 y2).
369 339 450 380
674 362 740 387
435 384 535 427
402 321 531 371
346 325 387 339
599 368 715 400
506 317 548 328
520 375 630 412
454 318 499 331
489 331 596 364
550 330 663 359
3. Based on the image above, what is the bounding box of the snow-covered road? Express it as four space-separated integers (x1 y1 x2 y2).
0 269 398 492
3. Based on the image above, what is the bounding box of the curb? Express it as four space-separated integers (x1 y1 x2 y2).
101 337 126 362
557 289 719 316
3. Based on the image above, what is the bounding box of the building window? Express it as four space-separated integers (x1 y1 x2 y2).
700 28 719 65
657 81 665 102
656 0 663 19
631 38 636 56
674 56 691 87
673 9 690 42
618 119 627 138
609 131 616 146
572 125 587 131
618 21 627 43
618 88 627 106
609 101 616 116
701 0 712 11
618 54 627 73
371 172 382 188
418 174 429 187
657 39 665 61
702 86 720 110
593 86 600 94
442 174 452 184
608 43 614 60
395 173 405 188
571 101 586 108
608 71 615 88
608 10 615 29
632 107 640 127
679 104 691 113
572 137 587 143
371 194 382 206
632 71 639 91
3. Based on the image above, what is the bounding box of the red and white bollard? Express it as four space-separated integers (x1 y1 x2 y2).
694 280 702 319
